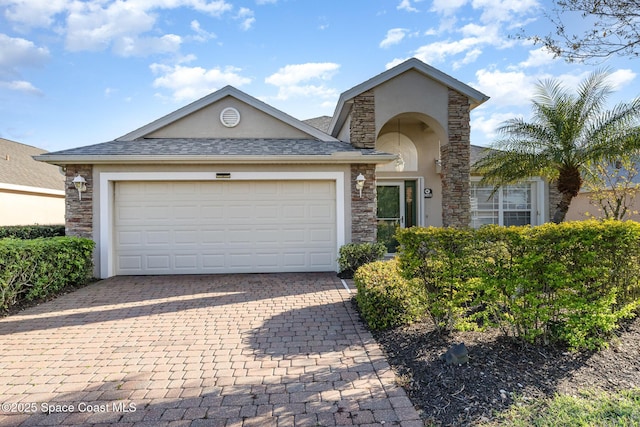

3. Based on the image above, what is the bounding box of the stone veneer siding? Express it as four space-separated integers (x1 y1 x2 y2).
442 89 471 227
351 164 377 243
349 91 376 149
65 165 93 239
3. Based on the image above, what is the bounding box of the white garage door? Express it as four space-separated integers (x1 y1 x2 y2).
114 180 337 275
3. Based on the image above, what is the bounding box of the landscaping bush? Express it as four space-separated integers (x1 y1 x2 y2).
337 241 386 279
354 259 425 330
394 220 640 350
0 225 65 239
396 227 486 334
0 237 94 311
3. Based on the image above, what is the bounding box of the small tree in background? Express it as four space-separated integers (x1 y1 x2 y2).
525 0 640 62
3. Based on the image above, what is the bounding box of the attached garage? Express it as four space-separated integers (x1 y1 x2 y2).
113 179 338 275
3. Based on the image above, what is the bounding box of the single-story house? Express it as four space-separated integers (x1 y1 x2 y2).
0 138 65 226
35 58 556 278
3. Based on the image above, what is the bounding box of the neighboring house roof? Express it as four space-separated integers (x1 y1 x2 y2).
118 86 338 142
303 116 333 133
470 144 491 167
35 138 396 165
329 58 491 137
0 138 64 193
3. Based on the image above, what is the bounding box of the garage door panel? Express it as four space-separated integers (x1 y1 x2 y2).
114 180 337 275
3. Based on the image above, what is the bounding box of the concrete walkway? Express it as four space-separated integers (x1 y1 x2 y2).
0 273 422 426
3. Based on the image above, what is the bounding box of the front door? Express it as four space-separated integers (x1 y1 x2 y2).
377 181 416 253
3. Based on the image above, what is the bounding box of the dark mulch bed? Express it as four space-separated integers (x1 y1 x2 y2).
370 311 640 426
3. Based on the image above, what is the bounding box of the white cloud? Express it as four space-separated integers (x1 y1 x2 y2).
0 80 43 96
474 68 538 107
380 28 407 49
430 0 467 15
274 84 339 101
236 7 255 31
0 34 50 73
65 1 157 52
0 33 49 93
113 34 182 57
265 62 340 101
3 0 233 57
472 0 540 23
413 37 483 65
472 112 520 141
516 47 557 69
453 48 482 69
150 63 251 101
2 0 69 29
190 20 216 42
397 0 418 12
265 63 339 86
607 69 636 91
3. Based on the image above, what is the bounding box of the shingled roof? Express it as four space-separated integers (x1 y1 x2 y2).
35 138 396 165
0 138 64 191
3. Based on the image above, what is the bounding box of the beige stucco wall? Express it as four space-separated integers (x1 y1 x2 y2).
147 96 311 139
376 123 443 227
374 70 449 139
372 70 449 227
566 192 640 221
91 163 353 277
0 191 64 225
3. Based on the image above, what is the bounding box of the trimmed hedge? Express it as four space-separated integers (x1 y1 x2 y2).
0 237 95 311
338 242 387 279
0 225 65 239
393 220 640 350
354 258 425 330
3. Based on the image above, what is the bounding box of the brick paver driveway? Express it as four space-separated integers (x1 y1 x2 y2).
0 273 422 426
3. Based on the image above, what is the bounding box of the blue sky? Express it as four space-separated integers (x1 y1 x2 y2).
1 0 639 152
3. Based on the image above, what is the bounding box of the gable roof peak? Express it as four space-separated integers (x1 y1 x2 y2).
117 85 338 142
328 58 490 136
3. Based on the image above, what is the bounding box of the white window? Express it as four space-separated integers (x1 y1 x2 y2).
470 182 537 228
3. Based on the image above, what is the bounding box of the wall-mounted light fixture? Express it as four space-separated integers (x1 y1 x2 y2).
73 175 87 200
355 173 366 198
434 158 442 174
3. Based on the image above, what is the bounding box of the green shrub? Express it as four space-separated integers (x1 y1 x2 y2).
338 242 387 278
354 259 425 330
0 237 94 311
396 221 640 350
0 225 65 239
396 227 483 334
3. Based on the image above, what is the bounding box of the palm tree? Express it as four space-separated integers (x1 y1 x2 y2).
474 70 640 223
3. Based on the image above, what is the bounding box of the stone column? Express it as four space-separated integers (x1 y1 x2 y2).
349 90 376 149
351 164 377 243
441 89 471 227
65 165 93 238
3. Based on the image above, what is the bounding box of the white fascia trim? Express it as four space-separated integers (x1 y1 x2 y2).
0 182 64 196
35 154 397 166
99 171 346 278
118 86 339 142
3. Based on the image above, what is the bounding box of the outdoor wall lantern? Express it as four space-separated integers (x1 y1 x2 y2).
355 173 366 198
435 158 442 174
394 154 405 172
73 175 87 200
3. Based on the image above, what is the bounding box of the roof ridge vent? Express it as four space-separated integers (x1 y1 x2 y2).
220 107 240 127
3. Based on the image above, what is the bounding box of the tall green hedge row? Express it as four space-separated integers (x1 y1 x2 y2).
356 220 640 350
0 225 65 239
0 237 95 311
